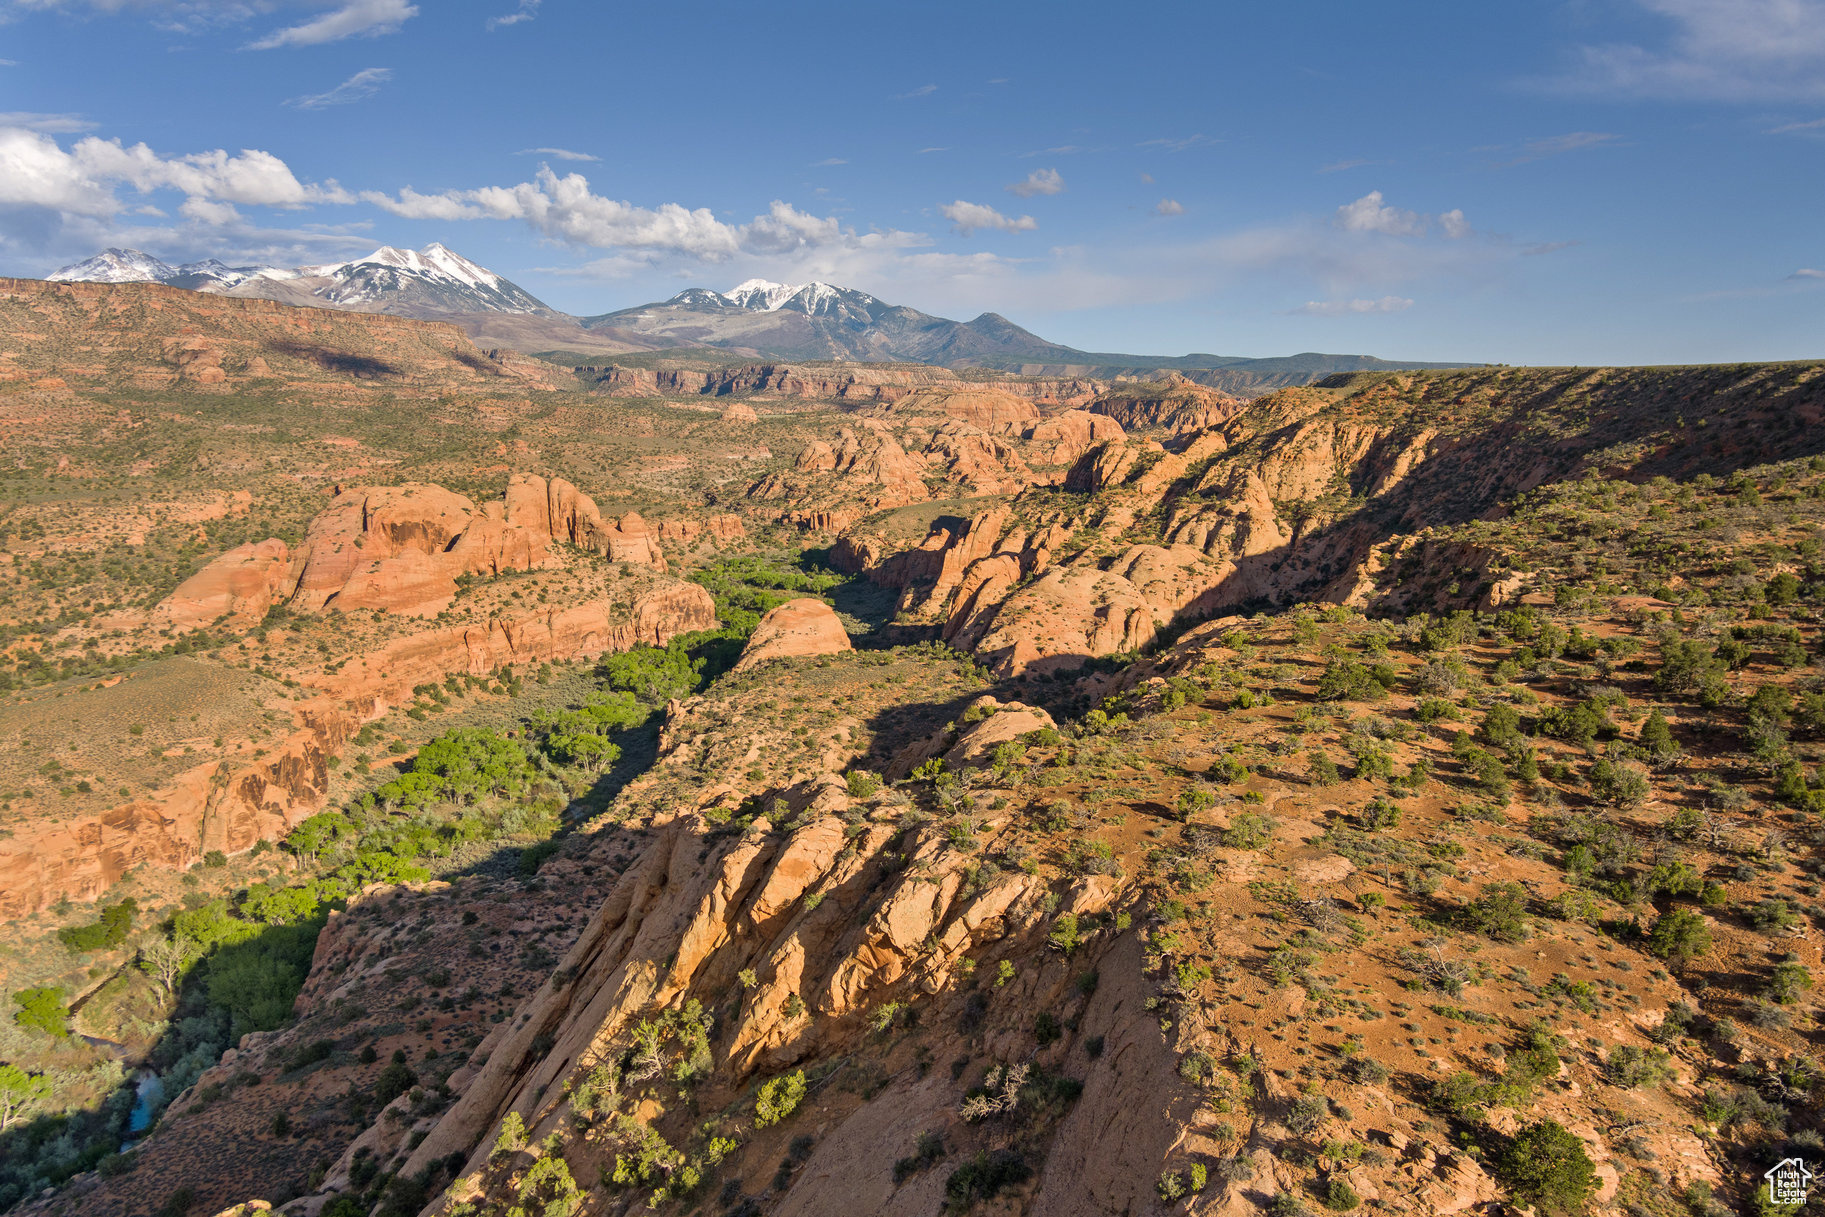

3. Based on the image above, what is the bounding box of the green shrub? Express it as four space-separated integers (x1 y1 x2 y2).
1464 882 1530 943
1414 697 1459 723
1646 908 1711 970
1495 1120 1596 1215
1308 751 1341 787
374 1060 418 1107
1767 961 1814 1005
56 899 138 953
944 1149 1031 1212
1224 812 1274 850
1323 1177 1361 1210
754 1070 807 1128
1316 658 1392 702
11 986 68 1037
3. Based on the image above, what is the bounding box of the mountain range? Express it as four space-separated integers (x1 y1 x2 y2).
44 245 1474 388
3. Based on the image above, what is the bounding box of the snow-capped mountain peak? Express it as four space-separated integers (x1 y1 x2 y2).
723 279 802 312
47 249 178 284
45 243 552 317
712 279 882 317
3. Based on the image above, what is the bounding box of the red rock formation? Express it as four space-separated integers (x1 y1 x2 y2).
150 539 294 630
156 473 672 624
657 513 746 547
577 361 1104 406
1021 408 1126 466
732 598 852 671
0 582 716 918
1090 374 1249 435
288 483 479 613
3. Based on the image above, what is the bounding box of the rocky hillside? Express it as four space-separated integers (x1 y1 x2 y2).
0 278 559 393
4 321 1825 1217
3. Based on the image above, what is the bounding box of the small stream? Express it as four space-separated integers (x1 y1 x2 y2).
74 1034 164 1151
120 1071 164 1151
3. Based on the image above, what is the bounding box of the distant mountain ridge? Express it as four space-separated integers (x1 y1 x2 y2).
43 247 1477 388
48 243 555 318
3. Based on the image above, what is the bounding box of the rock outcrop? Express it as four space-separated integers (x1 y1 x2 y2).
150 539 295 630
153 472 668 624
732 598 852 671
577 361 1103 406
0 276 559 392
0 581 717 918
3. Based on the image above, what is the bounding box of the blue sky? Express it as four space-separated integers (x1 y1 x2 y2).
0 0 1821 364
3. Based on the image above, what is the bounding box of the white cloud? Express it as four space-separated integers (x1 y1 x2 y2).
0 112 96 134
1319 158 1373 174
0 126 350 226
895 84 937 98
360 170 928 265
813 156 848 166
1333 191 1475 240
1293 296 1415 316
1791 267 1825 279
1549 0 1825 100
356 184 487 221
1006 168 1064 197
1770 116 1825 133
0 127 115 216
1153 198 1184 216
249 0 417 49
1138 134 1215 152
179 196 241 224
519 147 599 162
486 0 538 30
286 67 391 110
1335 191 1427 236
1486 131 1621 167
941 200 1037 236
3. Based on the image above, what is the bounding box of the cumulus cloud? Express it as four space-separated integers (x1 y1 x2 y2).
1293 296 1415 316
1547 0 1825 100
1006 168 1064 197
286 67 391 110
1335 191 1427 237
249 0 417 49
941 200 1037 237
0 126 351 224
486 0 537 29
1153 198 1184 216
1335 191 1471 239
360 170 926 265
0 112 96 134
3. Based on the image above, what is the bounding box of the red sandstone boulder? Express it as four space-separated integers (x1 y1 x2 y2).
152 539 293 629
289 483 477 611
732 598 852 671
